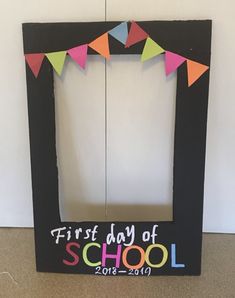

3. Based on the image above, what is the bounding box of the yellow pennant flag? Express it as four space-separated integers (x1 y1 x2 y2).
45 51 67 76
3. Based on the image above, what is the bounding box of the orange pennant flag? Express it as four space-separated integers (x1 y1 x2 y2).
187 60 209 87
89 33 110 59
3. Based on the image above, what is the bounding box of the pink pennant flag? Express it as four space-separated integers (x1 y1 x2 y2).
25 53 45 78
165 51 186 76
68 44 88 69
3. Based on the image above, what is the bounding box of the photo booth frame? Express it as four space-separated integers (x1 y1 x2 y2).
23 20 211 276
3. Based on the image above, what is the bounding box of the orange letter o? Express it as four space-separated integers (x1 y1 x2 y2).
122 245 145 269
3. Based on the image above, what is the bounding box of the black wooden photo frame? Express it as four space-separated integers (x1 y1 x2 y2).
23 20 212 276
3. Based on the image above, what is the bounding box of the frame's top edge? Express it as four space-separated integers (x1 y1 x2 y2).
22 19 212 64
22 19 212 26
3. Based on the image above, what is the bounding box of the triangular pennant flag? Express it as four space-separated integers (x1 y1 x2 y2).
109 22 128 45
187 59 209 87
165 51 186 76
68 44 88 69
141 37 165 62
25 53 45 78
89 33 110 59
125 21 149 48
45 51 67 76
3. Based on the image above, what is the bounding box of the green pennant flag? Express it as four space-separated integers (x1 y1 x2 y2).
141 37 165 62
45 51 67 75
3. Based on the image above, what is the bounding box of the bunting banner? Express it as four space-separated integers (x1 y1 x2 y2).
24 21 209 87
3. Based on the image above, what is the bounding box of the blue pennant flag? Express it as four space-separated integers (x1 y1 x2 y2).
108 22 128 45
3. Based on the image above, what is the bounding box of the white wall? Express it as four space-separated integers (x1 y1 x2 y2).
0 0 234 232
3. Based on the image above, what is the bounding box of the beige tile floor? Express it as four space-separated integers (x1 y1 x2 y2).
0 229 234 298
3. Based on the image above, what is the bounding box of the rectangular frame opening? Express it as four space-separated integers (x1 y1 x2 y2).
55 54 176 222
